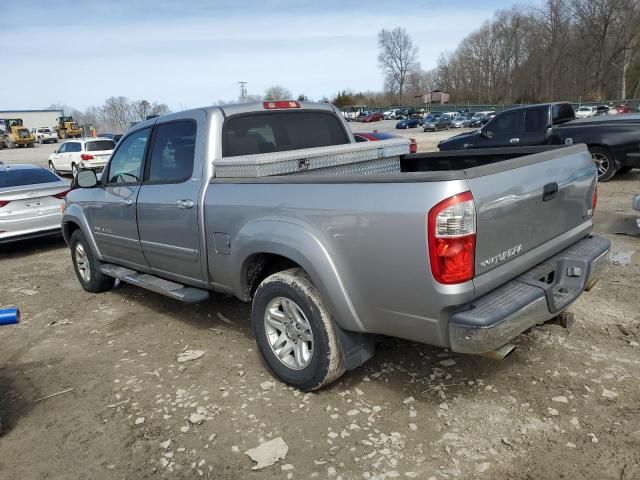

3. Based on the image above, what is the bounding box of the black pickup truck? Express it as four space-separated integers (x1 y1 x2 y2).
438 102 640 181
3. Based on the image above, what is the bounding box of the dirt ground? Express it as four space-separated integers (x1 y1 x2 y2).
1 141 639 480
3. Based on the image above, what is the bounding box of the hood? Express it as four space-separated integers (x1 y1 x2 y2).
437 130 478 150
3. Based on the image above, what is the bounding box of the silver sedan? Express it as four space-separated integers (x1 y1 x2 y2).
0 163 69 244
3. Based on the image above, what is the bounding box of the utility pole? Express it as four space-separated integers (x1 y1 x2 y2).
238 81 247 102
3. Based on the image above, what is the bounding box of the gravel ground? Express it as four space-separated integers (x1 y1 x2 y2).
1 138 639 480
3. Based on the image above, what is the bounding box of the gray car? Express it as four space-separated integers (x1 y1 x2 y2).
0 164 69 243
62 101 609 390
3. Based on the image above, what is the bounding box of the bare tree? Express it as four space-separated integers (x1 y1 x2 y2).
264 85 293 101
377 27 420 103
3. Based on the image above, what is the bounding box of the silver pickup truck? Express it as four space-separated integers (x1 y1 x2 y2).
62 101 610 390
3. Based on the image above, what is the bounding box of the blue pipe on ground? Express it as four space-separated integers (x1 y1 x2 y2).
0 306 20 325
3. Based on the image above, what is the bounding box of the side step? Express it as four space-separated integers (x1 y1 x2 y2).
100 264 209 304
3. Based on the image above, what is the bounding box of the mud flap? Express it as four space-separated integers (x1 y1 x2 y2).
334 324 376 370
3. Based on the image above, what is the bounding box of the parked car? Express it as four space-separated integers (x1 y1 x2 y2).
383 109 400 120
0 163 69 244
633 194 640 229
423 117 452 131
594 105 610 116
613 104 632 114
468 114 491 128
451 117 467 128
62 100 609 390
575 106 596 118
395 118 421 129
438 102 640 181
361 113 384 123
353 130 417 153
98 133 123 143
31 127 58 144
48 138 116 177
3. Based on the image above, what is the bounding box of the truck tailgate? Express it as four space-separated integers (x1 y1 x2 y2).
467 145 596 277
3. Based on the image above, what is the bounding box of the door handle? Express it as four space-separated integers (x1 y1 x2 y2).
510 138 520 144
121 199 133 207
176 199 194 209
543 182 559 201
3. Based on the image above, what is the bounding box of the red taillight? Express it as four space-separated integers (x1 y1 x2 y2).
0 200 10 208
428 191 476 284
263 100 301 109
80 154 94 160
409 138 417 154
592 184 598 212
53 190 70 199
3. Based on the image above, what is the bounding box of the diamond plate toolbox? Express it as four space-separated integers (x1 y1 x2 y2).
214 138 410 178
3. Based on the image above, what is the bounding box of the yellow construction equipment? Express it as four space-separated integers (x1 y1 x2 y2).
1 118 35 148
55 116 82 139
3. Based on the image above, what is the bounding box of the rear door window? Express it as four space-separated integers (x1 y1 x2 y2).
524 107 548 133
223 111 349 157
66 142 82 153
85 140 115 152
0 168 60 188
146 120 197 183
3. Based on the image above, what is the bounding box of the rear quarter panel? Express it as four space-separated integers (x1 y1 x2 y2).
205 180 473 347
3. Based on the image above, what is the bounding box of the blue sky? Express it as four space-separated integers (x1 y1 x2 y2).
1 0 515 111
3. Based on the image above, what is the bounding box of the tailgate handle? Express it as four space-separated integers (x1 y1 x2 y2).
543 182 558 201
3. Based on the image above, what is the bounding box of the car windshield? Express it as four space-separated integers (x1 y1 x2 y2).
0 168 60 188
85 140 116 152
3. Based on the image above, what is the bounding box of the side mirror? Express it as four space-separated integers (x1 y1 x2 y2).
76 169 98 188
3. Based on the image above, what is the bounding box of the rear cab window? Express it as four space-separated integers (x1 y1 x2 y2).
0 168 60 188
222 111 349 157
85 140 115 152
552 103 575 124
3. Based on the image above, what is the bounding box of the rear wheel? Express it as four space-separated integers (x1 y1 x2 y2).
70 230 115 293
251 268 345 391
71 163 79 177
590 146 616 182
48 160 58 175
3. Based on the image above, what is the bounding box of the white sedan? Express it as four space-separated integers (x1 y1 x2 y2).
0 163 69 244
48 138 115 177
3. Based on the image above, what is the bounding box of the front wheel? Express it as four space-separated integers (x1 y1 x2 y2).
251 268 345 391
70 230 115 293
590 146 616 182
48 160 58 175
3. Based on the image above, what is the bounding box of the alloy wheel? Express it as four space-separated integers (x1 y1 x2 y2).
75 243 91 282
264 297 314 370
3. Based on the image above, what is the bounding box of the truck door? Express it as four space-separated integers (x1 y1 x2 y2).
481 109 524 148
136 115 204 286
520 106 549 146
90 127 151 271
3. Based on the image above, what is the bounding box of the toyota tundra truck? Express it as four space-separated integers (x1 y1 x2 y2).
61 101 610 391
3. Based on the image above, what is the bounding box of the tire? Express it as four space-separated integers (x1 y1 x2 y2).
69 230 115 293
71 163 79 177
251 268 345 391
589 146 617 182
48 160 58 175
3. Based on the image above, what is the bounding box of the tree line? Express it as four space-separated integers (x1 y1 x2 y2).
376 0 640 105
48 97 171 133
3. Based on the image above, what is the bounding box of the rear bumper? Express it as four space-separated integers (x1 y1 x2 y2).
449 234 610 354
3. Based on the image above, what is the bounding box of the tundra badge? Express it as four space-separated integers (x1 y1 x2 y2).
480 244 523 269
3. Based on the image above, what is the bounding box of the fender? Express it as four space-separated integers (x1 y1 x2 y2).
230 218 365 333
61 203 103 260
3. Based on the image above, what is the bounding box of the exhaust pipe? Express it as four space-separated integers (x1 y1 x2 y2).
479 343 516 361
